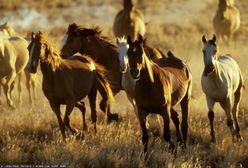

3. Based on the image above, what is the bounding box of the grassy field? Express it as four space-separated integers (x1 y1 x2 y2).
0 0 248 167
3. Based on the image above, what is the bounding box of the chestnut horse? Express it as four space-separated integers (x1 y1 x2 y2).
61 23 121 122
127 35 192 154
113 0 145 41
28 32 114 138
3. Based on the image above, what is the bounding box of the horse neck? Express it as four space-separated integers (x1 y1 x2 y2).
40 50 61 78
139 53 155 84
80 36 120 68
124 0 133 11
218 0 228 9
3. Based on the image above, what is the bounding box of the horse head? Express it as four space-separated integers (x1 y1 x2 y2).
117 37 129 72
28 32 47 73
202 34 218 74
127 34 146 79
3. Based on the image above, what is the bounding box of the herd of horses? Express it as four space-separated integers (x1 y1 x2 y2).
0 0 244 156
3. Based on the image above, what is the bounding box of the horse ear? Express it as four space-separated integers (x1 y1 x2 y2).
212 34 216 43
116 38 119 45
202 35 207 43
127 35 132 44
68 23 78 34
138 34 143 43
31 32 34 40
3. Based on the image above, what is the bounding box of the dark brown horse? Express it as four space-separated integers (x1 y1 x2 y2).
61 23 122 122
127 34 192 154
28 32 114 138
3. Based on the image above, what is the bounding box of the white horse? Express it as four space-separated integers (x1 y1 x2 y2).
0 22 37 105
201 34 243 143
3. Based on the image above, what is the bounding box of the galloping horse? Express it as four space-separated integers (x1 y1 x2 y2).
0 35 30 108
61 23 121 122
28 32 114 138
113 0 145 41
116 36 164 115
201 35 243 142
127 35 192 154
213 0 240 44
0 22 37 104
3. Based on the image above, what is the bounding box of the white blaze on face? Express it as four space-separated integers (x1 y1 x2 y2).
87 61 96 71
28 43 35 68
61 33 68 50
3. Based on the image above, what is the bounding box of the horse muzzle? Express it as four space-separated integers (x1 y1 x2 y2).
130 69 140 79
28 65 37 74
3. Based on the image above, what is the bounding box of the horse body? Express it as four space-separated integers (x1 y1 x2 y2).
0 22 37 105
28 32 113 137
201 35 243 142
127 35 192 154
61 23 122 122
113 0 145 40
0 36 29 108
213 0 240 43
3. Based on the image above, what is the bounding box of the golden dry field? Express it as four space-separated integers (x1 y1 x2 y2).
0 0 248 167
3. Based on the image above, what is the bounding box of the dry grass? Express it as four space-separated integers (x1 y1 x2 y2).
0 0 248 167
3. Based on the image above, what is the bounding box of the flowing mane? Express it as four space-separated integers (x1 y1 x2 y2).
70 24 118 54
35 32 61 71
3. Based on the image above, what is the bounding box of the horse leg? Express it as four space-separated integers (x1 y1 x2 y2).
180 92 191 147
31 75 37 100
25 70 32 104
171 108 182 144
64 99 78 135
220 98 235 142
206 97 216 143
75 101 87 131
161 105 175 150
232 84 243 141
3 70 16 108
98 88 118 122
49 101 65 138
17 71 24 105
137 107 149 155
88 85 98 133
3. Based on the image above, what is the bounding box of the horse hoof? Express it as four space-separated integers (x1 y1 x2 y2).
107 113 119 123
169 141 176 153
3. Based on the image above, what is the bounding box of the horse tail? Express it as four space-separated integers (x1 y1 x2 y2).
94 64 114 103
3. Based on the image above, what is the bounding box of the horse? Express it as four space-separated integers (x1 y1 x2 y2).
213 0 240 44
61 23 121 123
0 22 16 38
0 34 32 108
113 0 145 41
127 34 192 154
201 34 243 143
0 22 37 105
28 32 114 138
117 36 165 129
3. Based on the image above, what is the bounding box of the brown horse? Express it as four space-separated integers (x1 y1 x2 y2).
61 23 122 122
28 32 114 138
213 0 240 44
127 34 192 155
113 0 145 41
0 22 37 105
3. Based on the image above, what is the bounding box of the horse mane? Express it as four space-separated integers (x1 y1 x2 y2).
79 27 117 52
0 22 16 36
35 32 61 71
